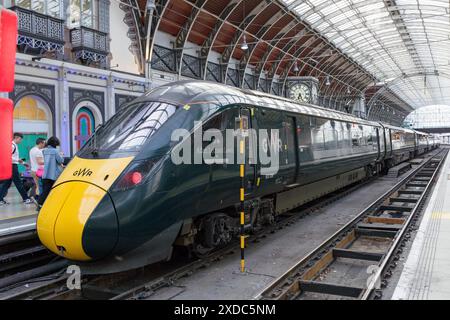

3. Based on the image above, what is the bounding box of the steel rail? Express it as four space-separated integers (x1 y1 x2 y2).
361 149 447 300
255 148 447 300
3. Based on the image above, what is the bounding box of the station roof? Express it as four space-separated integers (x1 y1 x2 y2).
280 0 450 109
126 0 450 123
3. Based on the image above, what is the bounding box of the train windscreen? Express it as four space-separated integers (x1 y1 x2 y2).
78 101 178 158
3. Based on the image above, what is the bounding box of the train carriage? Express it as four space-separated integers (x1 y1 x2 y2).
36 81 435 273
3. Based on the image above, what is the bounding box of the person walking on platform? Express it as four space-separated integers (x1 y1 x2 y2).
29 138 46 201
0 133 32 206
37 137 64 210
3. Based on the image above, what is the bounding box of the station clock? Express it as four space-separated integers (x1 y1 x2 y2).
286 77 319 105
289 83 312 103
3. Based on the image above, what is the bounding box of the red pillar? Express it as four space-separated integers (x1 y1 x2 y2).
0 98 13 180
0 8 18 92
0 8 18 180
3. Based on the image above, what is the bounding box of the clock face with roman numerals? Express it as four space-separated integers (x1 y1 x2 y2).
289 83 311 103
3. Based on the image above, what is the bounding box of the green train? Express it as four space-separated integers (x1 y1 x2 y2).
37 81 438 273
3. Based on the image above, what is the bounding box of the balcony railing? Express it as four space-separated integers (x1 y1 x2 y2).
11 6 65 54
70 26 109 64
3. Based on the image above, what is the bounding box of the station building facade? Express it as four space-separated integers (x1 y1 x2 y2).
1 0 151 159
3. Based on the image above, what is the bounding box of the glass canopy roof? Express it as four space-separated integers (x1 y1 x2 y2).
282 0 450 109
404 105 450 129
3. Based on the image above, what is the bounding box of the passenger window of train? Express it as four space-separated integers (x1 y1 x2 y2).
351 124 361 147
203 113 223 131
221 108 239 130
200 114 224 154
311 118 326 152
324 121 338 151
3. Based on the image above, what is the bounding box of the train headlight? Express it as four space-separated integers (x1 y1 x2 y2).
111 156 162 191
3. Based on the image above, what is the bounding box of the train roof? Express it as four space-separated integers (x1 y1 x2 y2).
380 123 416 133
141 80 380 127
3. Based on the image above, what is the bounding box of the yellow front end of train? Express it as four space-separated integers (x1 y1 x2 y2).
37 156 133 261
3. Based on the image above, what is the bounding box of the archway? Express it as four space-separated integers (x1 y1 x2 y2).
13 95 53 172
366 72 450 126
72 100 103 154
403 105 450 132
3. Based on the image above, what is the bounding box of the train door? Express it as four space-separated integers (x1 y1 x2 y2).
199 106 257 211
387 128 393 156
279 115 298 186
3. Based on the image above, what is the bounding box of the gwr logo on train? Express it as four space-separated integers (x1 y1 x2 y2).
73 168 93 177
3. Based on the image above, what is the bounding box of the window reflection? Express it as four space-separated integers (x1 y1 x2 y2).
79 102 178 155
68 0 96 28
16 0 62 18
298 115 379 163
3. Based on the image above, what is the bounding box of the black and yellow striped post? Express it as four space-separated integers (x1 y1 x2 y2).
239 116 245 273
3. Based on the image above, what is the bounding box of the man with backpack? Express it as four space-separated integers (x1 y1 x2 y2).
0 133 32 206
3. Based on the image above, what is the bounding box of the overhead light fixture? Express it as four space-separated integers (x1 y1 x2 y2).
326 75 331 86
146 0 156 10
241 35 248 51
293 61 299 73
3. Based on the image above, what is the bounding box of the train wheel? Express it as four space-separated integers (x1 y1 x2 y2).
192 213 234 257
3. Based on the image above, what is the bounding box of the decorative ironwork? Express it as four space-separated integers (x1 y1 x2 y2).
243 73 256 90
11 6 64 55
115 94 137 110
181 54 202 79
259 78 269 93
151 45 177 73
226 68 240 87
69 88 105 114
71 26 109 65
205 62 222 83
271 82 282 96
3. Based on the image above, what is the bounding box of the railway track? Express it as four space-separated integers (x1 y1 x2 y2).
2 149 443 300
0 221 68 292
255 148 448 300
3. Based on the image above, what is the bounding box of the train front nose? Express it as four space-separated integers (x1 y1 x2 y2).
37 181 118 261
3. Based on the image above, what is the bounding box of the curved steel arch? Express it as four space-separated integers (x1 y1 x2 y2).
176 0 209 78
273 36 317 94
222 0 273 87
256 19 305 93
257 22 306 90
201 0 245 81
280 41 328 97
239 9 288 88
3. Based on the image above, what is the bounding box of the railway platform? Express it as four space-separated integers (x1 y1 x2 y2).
0 189 37 239
393 151 450 299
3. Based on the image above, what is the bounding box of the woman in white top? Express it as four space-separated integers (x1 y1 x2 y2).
29 138 46 198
